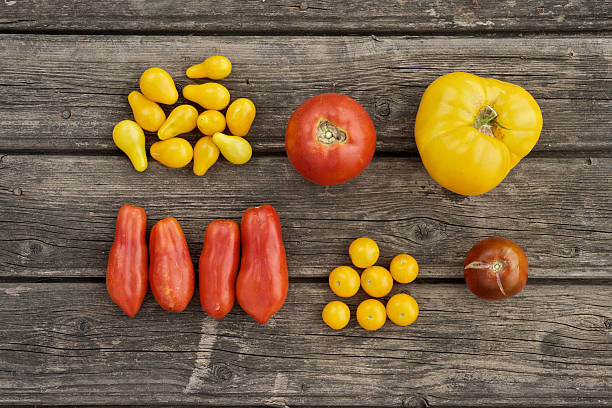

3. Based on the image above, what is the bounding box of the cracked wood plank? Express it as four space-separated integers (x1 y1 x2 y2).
0 281 610 406
0 35 610 153
0 155 610 279
1 0 611 33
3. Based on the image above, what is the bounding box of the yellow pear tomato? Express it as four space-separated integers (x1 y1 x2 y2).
139 67 178 105
212 132 252 165
386 293 419 326
322 301 350 330
193 136 220 176
349 237 379 268
158 105 198 140
127 91 166 132
356 299 386 331
150 138 193 168
226 98 256 137
360 266 393 298
186 56 232 80
112 120 147 172
415 72 542 195
390 254 419 284
328 266 360 298
183 83 230 111
197 110 226 136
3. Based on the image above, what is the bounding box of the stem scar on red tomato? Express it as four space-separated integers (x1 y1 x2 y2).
464 237 528 301
285 93 376 186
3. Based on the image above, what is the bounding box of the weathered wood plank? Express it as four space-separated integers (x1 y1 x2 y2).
1 0 611 33
0 281 610 406
0 35 610 153
0 155 610 279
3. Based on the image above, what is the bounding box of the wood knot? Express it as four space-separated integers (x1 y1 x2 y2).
12 187 23 196
375 100 391 117
402 395 430 408
299 2 308 10
77 318 93 334
409 219 445 244
604 318 612 330
210 363 233 382
61 110 71 119
28 242 43 255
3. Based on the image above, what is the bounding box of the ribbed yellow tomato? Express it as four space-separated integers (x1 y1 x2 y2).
415 72 542 196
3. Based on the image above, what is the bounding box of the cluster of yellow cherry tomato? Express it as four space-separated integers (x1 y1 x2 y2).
112 56 256 175
322 237 420 331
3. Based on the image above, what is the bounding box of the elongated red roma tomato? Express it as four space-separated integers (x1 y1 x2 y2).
199 220 240 318
236 204 289 324
149 217 195 312
464 237 528 300
106 204 148 317
285 93 376 185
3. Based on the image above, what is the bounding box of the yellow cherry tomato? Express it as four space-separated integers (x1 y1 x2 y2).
386 293 419 326
157 105 198 140
183 83 230 111
186 56 232 80
361 266 393 298
322 301 350 330
328 266 360 298
226 98 256 137
349 237 379 268
150 138 193 168
356 299 386 331
127 91 166 132
139 67 178 105
212 132 252 165
193 136 220 176
113 120 147 172
197 110 226 136
415 72 543 196
390 254 419 284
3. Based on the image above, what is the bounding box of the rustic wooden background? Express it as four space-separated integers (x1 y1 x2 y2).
1 1 611 407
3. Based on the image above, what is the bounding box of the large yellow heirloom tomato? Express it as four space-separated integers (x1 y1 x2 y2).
415 72 542 196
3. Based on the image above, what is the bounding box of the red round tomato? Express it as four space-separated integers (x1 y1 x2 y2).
285 93 376 185
464 237 528 301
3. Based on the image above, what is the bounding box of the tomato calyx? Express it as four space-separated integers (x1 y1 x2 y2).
464 259 508 296
317 119 347 145
474 105 510 137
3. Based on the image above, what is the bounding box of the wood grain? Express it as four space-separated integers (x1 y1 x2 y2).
0 35 610 153
0 281 610 406
0 155 610 279
1 0 611 33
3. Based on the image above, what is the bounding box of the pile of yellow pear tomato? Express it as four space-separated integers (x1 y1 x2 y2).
112 56 256 175
323 237 420 331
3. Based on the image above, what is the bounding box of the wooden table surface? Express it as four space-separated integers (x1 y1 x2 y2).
1 1 611 407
